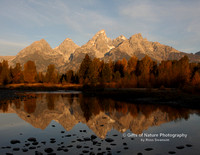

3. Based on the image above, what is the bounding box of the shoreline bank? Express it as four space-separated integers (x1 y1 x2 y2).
0 84 200 109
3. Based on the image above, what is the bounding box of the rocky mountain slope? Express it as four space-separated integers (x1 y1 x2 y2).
54 38 79 62
195 51 200 56
0 56 15 62
1 30 200 73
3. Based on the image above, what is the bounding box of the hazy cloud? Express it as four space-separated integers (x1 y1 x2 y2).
0 0 200 55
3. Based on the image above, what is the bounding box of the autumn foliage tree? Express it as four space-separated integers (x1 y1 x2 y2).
45 64 59 83
88 58 102 85
0 60 11 85
78 54 92 84
10 63 24 83
23 61 37 83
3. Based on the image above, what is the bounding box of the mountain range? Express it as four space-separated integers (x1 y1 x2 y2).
1 30 200 73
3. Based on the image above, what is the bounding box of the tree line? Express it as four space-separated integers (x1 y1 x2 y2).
0 54 200 89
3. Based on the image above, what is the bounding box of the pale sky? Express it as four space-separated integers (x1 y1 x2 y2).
0 0 200 56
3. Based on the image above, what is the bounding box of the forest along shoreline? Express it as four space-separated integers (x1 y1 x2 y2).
0 84 200 109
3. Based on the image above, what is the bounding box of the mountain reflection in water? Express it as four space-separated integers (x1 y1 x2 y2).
0 93 199 139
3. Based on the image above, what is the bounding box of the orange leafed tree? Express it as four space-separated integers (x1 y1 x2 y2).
23 61 37 83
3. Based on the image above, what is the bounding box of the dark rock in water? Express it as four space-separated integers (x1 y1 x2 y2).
63 149 68 152
44 148 54 153
123 142 127 145
84 137 91 141
35 151 43 155
107 153 112 155
168 151 176 154
65 134 71 137
73 134 76 136
22 148 28 152
186 144 192 147
51 125 56 127
37 146 41 148
98 148 101 151
84 146 89 148
112 134 118 137
93 141 97 145
100 125 104 127
105 138 114 143
13 148 20 151
57 147 62 151
145 148 153 151
61 142 64 144
50 138 55 141
19 133 23 135
80 130 83 132
27 115 30 117
90 148 93 150
124 147 129 150
41 141 46 145
97 153 103 155
91 135 97 140
117 151 121 153
25 143 30 146
83 130 87 132
131 138 134 140
77 138 83 142
137 153 143 155
90 152 95 155
48 153 56 155
71 141 76 143
106 147 111 150
61 131 65 133
29 147 36 150
6 153 13 155
82 150 89 153
10 140 20 144
77 145 82 149
176 146 184 149
110 143 116 146
50 140 56 143
28 137 36 142
6 146 11 149
67 145 73 148
1 147 6 149
32 142 39 145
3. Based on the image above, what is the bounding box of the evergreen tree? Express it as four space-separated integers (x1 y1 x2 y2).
78 54 92 84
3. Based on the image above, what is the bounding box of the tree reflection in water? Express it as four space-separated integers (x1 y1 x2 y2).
0 93 199 134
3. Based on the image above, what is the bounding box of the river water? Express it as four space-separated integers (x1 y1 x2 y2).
0 91 200 155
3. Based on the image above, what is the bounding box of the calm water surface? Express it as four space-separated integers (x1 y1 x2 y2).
0 91 200 155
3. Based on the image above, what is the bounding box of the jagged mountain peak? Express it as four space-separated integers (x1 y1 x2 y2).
86 29 110 46
117 35 127 40
16 39 53 56
95 29 106 36
54 38 79 62
112 35 127 47
32 39 51 47
130 33 144 40
76 29 113 57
